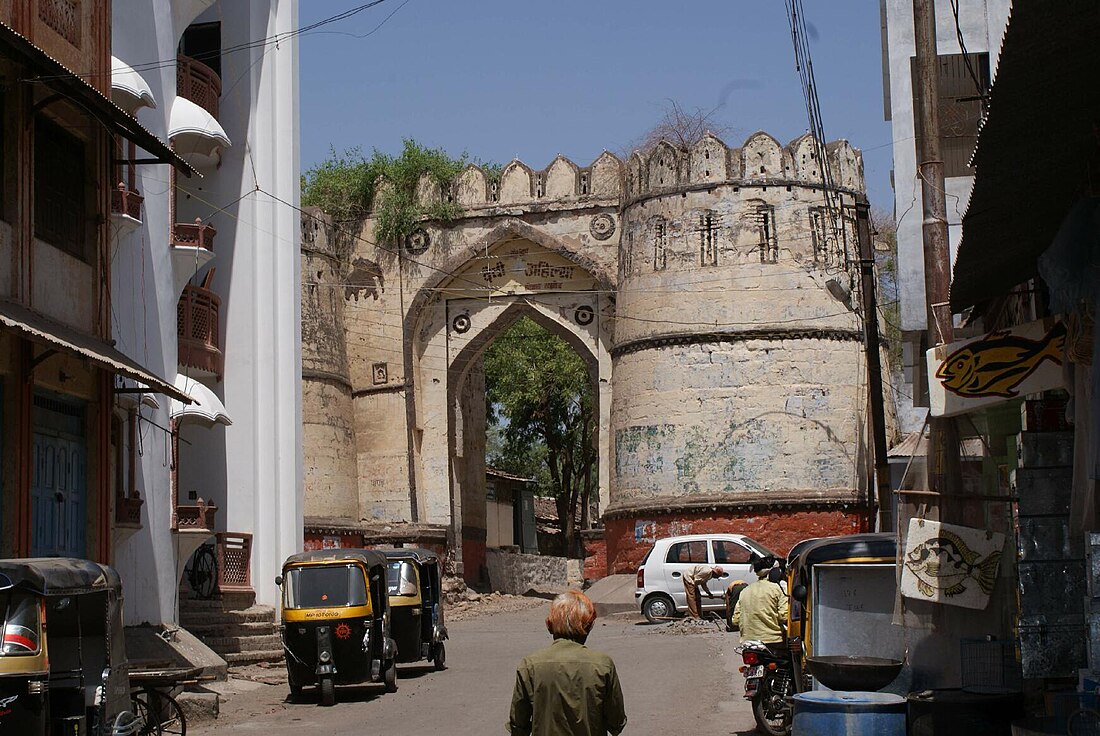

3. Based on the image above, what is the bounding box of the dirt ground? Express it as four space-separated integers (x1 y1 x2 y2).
192 595 759 736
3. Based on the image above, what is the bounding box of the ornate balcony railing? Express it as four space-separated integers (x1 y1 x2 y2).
175 497 218 531
115 494 144 526
177 284 223 379
215 532 253 593
177 54 221 119
111 183 143 220
172 218 216 251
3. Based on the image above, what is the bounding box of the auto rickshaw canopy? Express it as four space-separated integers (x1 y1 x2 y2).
788 533 896 584
379 548 440 565
282 548 389 572
0 558 122 597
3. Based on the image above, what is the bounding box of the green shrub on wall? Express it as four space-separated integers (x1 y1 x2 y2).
302 139 467 244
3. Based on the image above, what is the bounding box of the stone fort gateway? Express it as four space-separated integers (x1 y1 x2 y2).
300 130 883 582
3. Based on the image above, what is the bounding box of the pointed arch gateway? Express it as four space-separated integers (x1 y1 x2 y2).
406 222 614 584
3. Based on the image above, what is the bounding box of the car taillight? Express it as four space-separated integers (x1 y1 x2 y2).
742 651 759 666
636 568 644 588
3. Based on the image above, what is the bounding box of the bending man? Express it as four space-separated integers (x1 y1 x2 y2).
683 565 725 619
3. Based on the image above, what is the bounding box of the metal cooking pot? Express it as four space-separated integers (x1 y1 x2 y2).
806 655 903 691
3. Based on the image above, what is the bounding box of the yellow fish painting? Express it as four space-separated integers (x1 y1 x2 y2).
904 530 1001 598
936 321 1066 399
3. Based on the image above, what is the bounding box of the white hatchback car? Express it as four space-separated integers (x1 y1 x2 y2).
635 533 778 622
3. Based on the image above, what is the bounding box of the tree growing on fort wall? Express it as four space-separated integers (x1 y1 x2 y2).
483 317 596 554
620 99 736 155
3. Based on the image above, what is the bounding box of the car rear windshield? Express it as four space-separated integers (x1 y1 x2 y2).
283 565 368 609
1 591 41 656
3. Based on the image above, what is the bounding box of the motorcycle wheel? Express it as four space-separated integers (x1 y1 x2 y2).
751 687 791 736
319 676 336 707
433 642 447 671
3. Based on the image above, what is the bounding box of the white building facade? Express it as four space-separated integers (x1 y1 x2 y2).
110 0 302 625
880 0 1010 411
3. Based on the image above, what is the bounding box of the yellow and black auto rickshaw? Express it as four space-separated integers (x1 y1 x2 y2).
785 532 896 650
379 549 448 670
276 549 398 705
783 531 904 699
0 557 139 735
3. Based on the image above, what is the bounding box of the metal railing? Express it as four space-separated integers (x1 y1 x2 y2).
177 55 222 119
177 284 223 379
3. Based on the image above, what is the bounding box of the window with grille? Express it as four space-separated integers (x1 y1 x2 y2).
699 211 718 267
910 52 990 178
810 207 829 263
180 22 222 79
757 205 777 263
34 118 86 260
654 218 667 271
622 231 634 277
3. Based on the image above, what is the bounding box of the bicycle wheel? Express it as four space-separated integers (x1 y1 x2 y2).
133 689 187 735
188 545 217 600
1068 708 1100 736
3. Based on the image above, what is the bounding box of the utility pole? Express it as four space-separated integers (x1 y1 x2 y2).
912 0 961 505
855 201 893 531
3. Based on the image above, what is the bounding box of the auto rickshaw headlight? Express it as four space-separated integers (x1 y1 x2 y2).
319 650 331 663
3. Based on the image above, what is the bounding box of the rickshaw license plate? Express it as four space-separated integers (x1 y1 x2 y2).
744 665 764 679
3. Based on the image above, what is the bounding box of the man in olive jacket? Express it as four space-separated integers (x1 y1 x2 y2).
508 590 627 736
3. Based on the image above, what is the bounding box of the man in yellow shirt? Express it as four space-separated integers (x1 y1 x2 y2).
732 558 789 647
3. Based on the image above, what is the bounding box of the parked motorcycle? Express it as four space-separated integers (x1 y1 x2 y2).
737 638 804 736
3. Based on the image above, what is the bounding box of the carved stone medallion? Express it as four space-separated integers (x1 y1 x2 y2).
590 214 616 241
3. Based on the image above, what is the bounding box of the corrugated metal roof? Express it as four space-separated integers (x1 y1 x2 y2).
0 298 192 403
952 0 1100 311
0 22 195 177
486 466 534 483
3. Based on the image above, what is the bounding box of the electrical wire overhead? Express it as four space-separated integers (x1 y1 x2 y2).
784 0 849 270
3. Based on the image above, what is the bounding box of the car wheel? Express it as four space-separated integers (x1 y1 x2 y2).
642 595 675 623
319 676 336 707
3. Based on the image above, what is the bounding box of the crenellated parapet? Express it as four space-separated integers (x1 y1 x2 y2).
403 151 625 211
383 133 862 215
624 131 864 201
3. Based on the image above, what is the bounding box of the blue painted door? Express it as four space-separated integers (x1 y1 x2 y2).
30 394 86 558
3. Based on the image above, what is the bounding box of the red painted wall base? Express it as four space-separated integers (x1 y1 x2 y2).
604 508 871 575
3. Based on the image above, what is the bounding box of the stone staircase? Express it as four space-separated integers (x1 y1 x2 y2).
179 592 283 667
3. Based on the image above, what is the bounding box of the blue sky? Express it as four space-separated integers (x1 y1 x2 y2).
300 1 895 208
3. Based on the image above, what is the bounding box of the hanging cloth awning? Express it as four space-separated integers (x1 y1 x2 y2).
0 298 193 404
0 21 194 176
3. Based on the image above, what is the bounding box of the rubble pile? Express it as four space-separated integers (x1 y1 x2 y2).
442 577 546 621
649 617 725 636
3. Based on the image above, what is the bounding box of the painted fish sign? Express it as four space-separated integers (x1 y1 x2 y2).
927 317 1066 417
900 519 1005 609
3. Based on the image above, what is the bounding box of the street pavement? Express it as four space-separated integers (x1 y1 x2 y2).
191 605 759 735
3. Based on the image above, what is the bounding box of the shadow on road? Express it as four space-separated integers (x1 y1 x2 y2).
283 683 385 706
